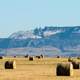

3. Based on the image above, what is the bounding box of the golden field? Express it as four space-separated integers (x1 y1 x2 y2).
0 57 80 80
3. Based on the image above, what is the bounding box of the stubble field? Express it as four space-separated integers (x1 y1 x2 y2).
0 57 80 80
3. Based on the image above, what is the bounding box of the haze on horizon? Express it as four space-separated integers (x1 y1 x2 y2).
0 0 80 38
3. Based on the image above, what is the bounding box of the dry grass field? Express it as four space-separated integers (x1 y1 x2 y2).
0 57 80 80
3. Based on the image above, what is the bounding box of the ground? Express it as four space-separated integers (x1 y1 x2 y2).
0 57 80 80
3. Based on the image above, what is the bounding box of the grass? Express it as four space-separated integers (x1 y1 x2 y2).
0 57 80 80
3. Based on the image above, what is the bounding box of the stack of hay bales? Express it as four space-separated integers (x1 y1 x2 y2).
5 61 16 69
56 62 73 76
29 56 33 61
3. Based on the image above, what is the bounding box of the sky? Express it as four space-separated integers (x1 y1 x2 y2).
0 0 80 38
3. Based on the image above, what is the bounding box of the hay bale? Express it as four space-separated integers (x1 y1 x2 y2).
14 56 16 58
77 57 80 59
0 56 3 59
5 61 16 69
25 54 29 58
72 61 80 69
35 56 41 59
56 63 73 76
40 54 44 58
68 57 73 62
29 56 33 61
56 56 60 58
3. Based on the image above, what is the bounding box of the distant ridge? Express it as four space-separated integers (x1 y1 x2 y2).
0 26 80 56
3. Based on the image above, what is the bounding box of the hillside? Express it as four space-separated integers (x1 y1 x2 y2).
0 26 80 56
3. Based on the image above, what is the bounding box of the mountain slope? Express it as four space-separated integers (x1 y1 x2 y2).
0 26 80 56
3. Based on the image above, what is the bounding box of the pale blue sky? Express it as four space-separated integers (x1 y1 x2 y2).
0 0 80 37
